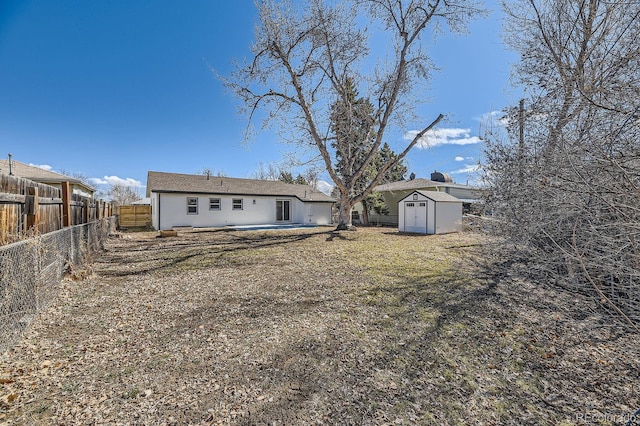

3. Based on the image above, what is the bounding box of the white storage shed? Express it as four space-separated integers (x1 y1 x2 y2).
398 190 463 234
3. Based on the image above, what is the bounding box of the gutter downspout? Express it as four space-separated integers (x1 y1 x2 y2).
158 193 161 231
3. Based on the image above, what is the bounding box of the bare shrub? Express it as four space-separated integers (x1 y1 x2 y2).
483 0 640 326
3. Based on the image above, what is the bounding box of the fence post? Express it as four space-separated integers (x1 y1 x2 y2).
26 186 40 232
83 199 90 224
61 181 71 227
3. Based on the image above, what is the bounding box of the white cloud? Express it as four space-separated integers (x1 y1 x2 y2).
315 180 333 195
450 164 482 175
478 110 509 125
29 163 52 171
405 128 482 148
476 110 500 121
88 177 108 185
89 176 143 187
454 156 464 161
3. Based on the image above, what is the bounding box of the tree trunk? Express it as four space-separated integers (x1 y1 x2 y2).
361 199 370 226
336 191 353 230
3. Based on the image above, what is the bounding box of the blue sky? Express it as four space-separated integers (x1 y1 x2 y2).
0 0 518 195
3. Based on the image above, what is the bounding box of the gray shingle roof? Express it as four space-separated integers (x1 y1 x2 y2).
0 159 95 192
406 190 462 203
375 178 474 192
147 171 335 202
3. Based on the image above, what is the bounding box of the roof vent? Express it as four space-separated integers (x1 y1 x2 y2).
431 171 452 183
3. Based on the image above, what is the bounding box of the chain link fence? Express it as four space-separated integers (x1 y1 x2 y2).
0 217 115 352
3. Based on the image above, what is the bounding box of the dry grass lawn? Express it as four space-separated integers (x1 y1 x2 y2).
1 227 638 425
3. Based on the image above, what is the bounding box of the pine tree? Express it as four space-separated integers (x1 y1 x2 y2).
330 79 406 225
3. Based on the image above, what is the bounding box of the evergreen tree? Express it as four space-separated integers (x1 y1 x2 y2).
330 79 407 225
278 171 294 184
362 143 407 223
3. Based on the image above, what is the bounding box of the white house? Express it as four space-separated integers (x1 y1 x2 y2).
398 190 462 234
146 171 335 230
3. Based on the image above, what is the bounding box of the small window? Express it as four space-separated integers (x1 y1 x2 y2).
406 202 415 207
209 198 221 211
232 198 243 210
419 202 426 207
187 197 198 214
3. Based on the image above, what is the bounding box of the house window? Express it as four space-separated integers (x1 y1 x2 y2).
209 198 221 211
187 197 198 214
232 198 243 210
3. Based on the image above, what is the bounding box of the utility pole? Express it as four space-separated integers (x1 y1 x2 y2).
518 99 525 156
517 99 525 184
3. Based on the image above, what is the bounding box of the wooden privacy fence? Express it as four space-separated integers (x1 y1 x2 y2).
117 205 152 228
0 174 113 245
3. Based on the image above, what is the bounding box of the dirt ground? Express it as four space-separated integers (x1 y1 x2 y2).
0 227 638 425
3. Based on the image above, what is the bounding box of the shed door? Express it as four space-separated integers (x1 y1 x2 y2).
404 201 427 233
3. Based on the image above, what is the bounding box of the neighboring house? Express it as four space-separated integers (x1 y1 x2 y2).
131 197 151 205
0 159 95 198
353 171 481 226
146 171 335 230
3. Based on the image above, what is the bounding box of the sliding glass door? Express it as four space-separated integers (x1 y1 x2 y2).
276 199 291 222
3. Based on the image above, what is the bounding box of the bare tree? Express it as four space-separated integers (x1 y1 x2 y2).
58 169 91 186
483 0 640 326
252 162 282 180
226 0 484 229
252 161 320 188
107 184 142 206
199 167 226 178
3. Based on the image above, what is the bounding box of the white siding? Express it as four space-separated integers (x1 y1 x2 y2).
151 192 159 230
398 191 462 234
151 192 332 230
434 201 462 234
427 198 436 234
445 186 479 201
304 203 333 225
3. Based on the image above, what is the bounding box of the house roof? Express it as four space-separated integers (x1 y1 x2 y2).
401 190 462 203
146 171 335 203
375 178 474 192
0 159 95 192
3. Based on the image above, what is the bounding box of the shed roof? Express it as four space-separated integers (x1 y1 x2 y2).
146 171 335 203
400 190 462 203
